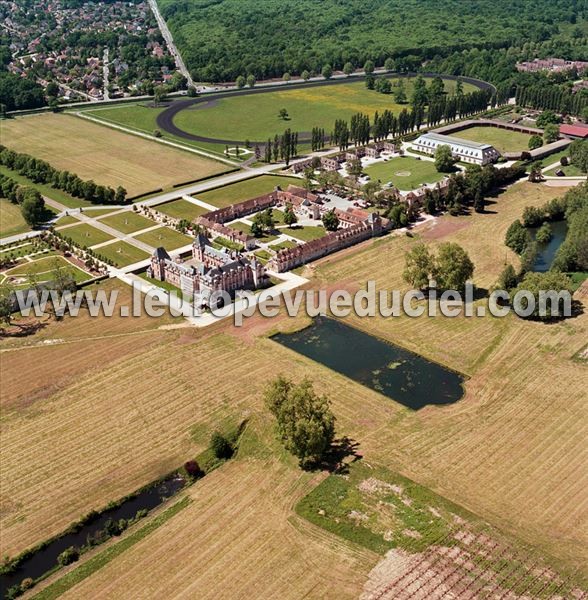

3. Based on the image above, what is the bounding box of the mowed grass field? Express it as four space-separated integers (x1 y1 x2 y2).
98 211 157 234
132 226 193 250
59 223 114 247
1 114 229 198
94 240 150 266
173 77 475 142
454 125 533 153
1 182 586 595
364 155 446 189
155 199 209 220
0 199 29 238
195 175 302 207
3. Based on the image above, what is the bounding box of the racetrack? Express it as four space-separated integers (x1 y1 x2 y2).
156 72 495 146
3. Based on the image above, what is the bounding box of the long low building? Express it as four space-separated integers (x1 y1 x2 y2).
413 132 500 165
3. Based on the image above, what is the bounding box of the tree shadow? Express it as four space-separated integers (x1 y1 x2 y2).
316 436 362 474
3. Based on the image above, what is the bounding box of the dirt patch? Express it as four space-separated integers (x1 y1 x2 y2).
422 216 471 240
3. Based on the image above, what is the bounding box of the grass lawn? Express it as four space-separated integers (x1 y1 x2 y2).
82 208 121 217
1 255 90 287
1 113 229 198
98 211 157 234
0 242 34 257
82 103 243 159
156 199 209 220
269 239 298 251
283 225 326 241
364 156 445 190
133 226 193 250
454 125 533 153
54 214 80 227
60 223 115 248
545 162 586 177
0 199 30 238
195 175 301 208
94 240 150 267
0 165 90 209
138 271 185 295
173 77 475 142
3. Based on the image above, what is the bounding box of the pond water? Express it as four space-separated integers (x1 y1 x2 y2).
0 475 185 597
531 220 568 272
272 317 465 410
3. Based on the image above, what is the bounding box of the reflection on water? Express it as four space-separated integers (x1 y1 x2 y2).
272 317 465 410
531 220 568 272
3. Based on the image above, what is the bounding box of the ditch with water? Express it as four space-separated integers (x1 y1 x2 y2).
272 317 466 410
0 475 186 597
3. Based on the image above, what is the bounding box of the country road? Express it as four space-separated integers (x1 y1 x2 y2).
147 0 194 88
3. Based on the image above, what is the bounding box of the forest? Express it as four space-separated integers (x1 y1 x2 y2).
159 0 584 82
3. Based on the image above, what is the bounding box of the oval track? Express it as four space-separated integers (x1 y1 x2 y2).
156 72 496 147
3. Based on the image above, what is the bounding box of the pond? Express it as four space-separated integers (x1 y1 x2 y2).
531 220 568 272
272 317 465 410
0 475 185 597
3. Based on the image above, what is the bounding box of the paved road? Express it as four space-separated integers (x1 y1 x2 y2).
155 71 495 147
103 48 110 101
147 0 194 88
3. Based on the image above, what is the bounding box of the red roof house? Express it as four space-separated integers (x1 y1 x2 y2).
559 124 588 139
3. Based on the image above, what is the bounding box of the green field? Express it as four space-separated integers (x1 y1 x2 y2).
174 78 473 143
454 126 533 153
0 199 30 238
0 255 90 287
133 226 193 250
94 241 150 267
545 162 586 177
283 225 326 241
81 104 232 158
364 156 445 189
196 176 302 207
156 199 209 220
54 214 80 227
98 211 158 234
269 239 298 251
60 223 115 248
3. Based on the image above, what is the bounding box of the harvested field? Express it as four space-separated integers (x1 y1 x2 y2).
1 113 229 197
0 180 586 596
53 459 375 600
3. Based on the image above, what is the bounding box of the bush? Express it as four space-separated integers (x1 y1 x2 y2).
535 222 552 244
560 156 569 166
505 220 531 254
184 460 202 478
210 432 233 459
57 546 80 566
20 578 34 592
